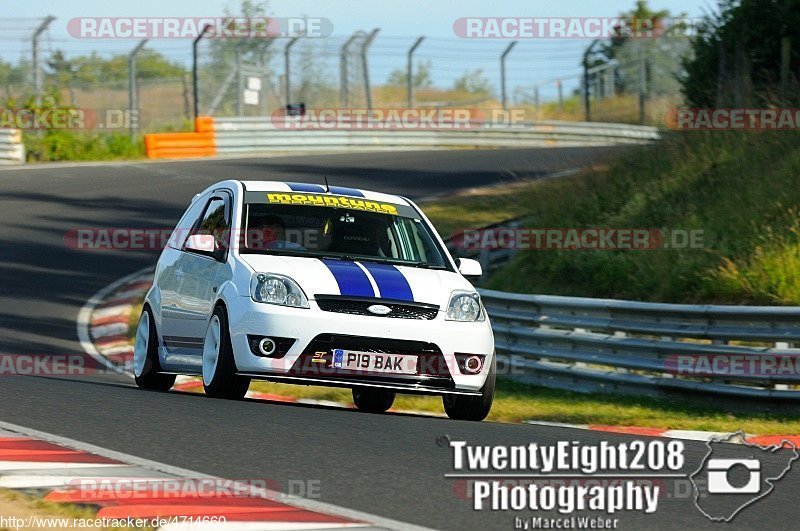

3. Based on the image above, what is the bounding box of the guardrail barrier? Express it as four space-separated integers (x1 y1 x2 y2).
479 289 800 401
144 117 216 159
0 128 25 164
143 116 659 159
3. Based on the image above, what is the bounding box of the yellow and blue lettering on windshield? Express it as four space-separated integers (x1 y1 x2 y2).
265 193 399 215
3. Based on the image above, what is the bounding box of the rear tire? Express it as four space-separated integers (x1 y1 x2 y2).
443 355 496 421
352 387 395 413
133 307 176 391
202 305 250 399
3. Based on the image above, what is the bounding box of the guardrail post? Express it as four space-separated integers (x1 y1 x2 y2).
339 32 360 108
361 28 380 110
234 40 250 116
582 40 598 122
192 24 212 120
128 39 149 140
31 16 55 109
638 44 648 124
284 37 300 106
407 36 425 108
500 41 517 111
557 80 563 111
258 39 276 116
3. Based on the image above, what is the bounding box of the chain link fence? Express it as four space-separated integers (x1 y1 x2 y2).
0 16 691 135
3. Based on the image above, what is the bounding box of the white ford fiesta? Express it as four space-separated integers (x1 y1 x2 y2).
134 180 495 420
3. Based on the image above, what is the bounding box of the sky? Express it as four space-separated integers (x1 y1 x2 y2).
2 0 714 102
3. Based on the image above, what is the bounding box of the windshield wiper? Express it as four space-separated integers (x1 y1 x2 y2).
341 256 446 270
242 250 446 269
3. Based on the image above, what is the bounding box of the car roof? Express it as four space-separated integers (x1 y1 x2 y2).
239 180 411 206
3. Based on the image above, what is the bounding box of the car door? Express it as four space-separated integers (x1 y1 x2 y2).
165 193 232 362
158 192 209 344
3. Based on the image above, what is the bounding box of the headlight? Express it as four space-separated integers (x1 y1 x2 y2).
445 290 484 322
250 274 309 308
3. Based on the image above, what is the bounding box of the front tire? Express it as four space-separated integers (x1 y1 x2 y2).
202 305 250 399
133 307 176 391
443 355 496 421
352 387 395 413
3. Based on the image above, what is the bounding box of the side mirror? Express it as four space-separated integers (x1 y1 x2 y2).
457 257 483 278
185 234 216 254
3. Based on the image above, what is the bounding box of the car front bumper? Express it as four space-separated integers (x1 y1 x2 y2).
227 296 495 393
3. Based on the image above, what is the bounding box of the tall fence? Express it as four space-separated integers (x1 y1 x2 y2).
1 16 689 137
481 289 800 402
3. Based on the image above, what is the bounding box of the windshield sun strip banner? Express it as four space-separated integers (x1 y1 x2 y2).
286 182 326 193
245 191 415 217
327 186 365 197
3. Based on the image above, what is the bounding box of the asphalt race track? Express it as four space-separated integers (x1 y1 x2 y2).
1 147 797 530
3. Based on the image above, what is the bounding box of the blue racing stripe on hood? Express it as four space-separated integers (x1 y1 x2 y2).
360 262 414 301
320 259 375 297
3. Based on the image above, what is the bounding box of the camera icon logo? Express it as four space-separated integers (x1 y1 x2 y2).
691 431 798 522
706 459 760 494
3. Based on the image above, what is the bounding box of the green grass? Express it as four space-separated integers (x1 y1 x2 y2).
23 130 145 162
423 131 800 304
0 488 151 530
245 379 800 434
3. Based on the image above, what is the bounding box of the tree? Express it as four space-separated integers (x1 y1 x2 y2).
294 38 337 107
46 50 74 85
681 0 800 107
588 0 687 96
0 58 28 100
207 1 275 74
41 49 185 90
453 69 493 97
386 60 432 89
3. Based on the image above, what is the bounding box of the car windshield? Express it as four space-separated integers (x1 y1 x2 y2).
239 200 449 269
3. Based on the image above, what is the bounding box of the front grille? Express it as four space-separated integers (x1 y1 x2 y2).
315 295 439 320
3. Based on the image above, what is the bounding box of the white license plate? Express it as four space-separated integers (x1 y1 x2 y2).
332 349 418 375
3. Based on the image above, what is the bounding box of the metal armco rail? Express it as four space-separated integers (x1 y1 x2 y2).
479 289 800 401
212 117 659 154
144 116 659 158
0 129 25 164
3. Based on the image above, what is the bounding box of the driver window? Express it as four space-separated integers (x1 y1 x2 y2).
193 197 230 254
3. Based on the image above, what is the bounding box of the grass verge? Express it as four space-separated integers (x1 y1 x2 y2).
24 130 144 162
246 379 800 435
422 131 800 304
0 488 150 530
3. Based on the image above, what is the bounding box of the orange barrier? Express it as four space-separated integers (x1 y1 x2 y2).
194 116 214 133
144 117 216 159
